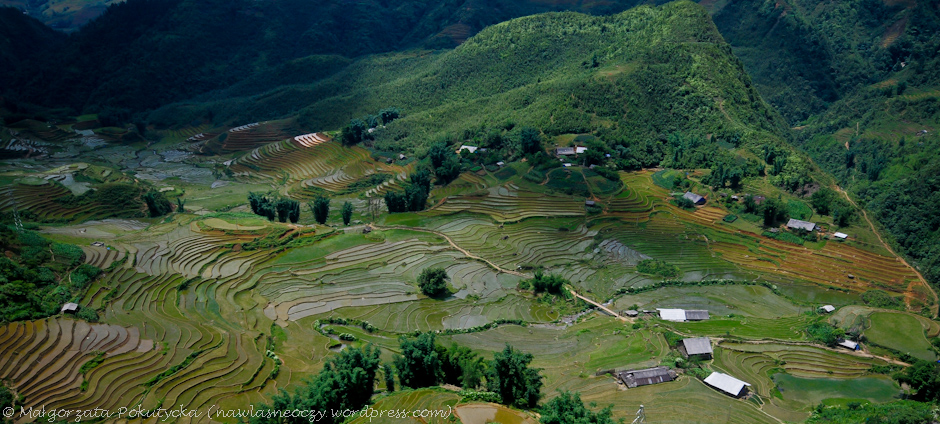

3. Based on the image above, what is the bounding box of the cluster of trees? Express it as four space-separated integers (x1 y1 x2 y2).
254 344 381 424
341 107 401 145
804 322 846 347
384 171 431 213
518 271 567 295
248 192 300 223
393 332 542 408
741 194 790 227
427 142 462 185
636 259 680 278
142 190 173 217
417 267 450 298
809 187 855 227
0 228 99 323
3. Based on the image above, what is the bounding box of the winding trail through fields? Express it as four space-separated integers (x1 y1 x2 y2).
566 287 628 322
833 185 939 316
370 224 529 277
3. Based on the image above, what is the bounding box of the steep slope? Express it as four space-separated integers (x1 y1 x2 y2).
159 1 789 162
1 0 123 31
0 7 64 77
5 0 648 114
706 0 936 125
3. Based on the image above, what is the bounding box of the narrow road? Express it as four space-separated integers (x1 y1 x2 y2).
370 224 529 277
833 186 939 316
567 287 628 322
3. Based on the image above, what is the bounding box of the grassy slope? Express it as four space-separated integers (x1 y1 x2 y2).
156 1 789 155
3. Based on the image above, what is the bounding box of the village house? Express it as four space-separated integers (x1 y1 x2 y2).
683 191 706 205
787 218 818 232
704 372 751 398
61 303 79 314
679 337 713 359
617 367 676 388
819 305 836 313
555 147 576 156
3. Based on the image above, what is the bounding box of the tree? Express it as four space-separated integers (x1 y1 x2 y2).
143 191 172 217
428 142 451 169
341 202 353 226
379 107 401 125
761 197 788 226
312 196 330 224
810 187 837 215
439 343 485 389
383 363 395 392
253 345 380 424
275 198 294 223
394 332 441 388
435 157 461 185
518 127 542 154
176 197 185 213
417 267 450 298
539 391 618 424
341 119 367 145
903 360 940 402
487 344 542 409
384 191 407 213
288 200 300 224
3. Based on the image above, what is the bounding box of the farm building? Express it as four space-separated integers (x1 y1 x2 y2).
617 367 676 388
585 200 596 206
682 191 706 205
680 337 713 359
657 309 709 322
838 340 859 350
575 146 588 154
685 310 710 321
555 147 576 156
819 305 836 313
832 232 848 240
704 372 751 398
658 309 686 322
91 241 105 247
496 161 505 167
787 218 818 232
61 303 79 314
458 145 478 154
624 310 639 317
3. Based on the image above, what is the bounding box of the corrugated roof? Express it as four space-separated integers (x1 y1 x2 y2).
685 310 710 320
704 372 750 397
617 367 675 388
657 309 686 322
683 191 704 204
556 147 576 155
838 340 858 350
833 232 848 239
820 305 835 313
787 218 817 231
61 302 79 313
459 145 478 153
682 337 713 355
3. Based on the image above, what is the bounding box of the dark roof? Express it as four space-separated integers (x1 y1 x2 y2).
617 367 675 388
555 147 576 155
685 310 710 321
682 337 713 355
624 310 639 317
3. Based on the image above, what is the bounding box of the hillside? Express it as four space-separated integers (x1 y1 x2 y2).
156 2 790 164
0 7 63 71
0 0 122 31
3 0 648 114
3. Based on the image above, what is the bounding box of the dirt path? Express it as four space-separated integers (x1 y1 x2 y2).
833 185 939 316
567 287 628 322
371 224 529 277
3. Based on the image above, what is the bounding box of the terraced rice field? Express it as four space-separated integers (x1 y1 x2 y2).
432 185 586 222
864 312 938 361
0 181 112 221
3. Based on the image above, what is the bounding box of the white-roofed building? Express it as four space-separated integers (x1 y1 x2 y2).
61 303 79 314
575 146 588 154
833 232 848 239
838 340 859 350
657 309 686 322
458 145 478 154
682 191 706 205
820 305 836 313
555 147 576 156
704 372 751 398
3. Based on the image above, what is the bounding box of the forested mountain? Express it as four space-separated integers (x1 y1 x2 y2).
0 7 63 68
2 0 646 113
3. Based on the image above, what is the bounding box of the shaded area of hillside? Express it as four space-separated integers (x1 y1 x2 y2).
3 0 647 114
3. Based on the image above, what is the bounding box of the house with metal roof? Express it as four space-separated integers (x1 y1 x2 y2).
838 340 859 350
680 337 713 359
61 303 79 314
819 305 836 313
786 218 818 232
682 191 706 205
458 145 478 154
585 200 596 207
657 309 687 322
555 147 576 156
616 367 676 388
704 372 751 398
685 310 710 321
832 232 848 240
